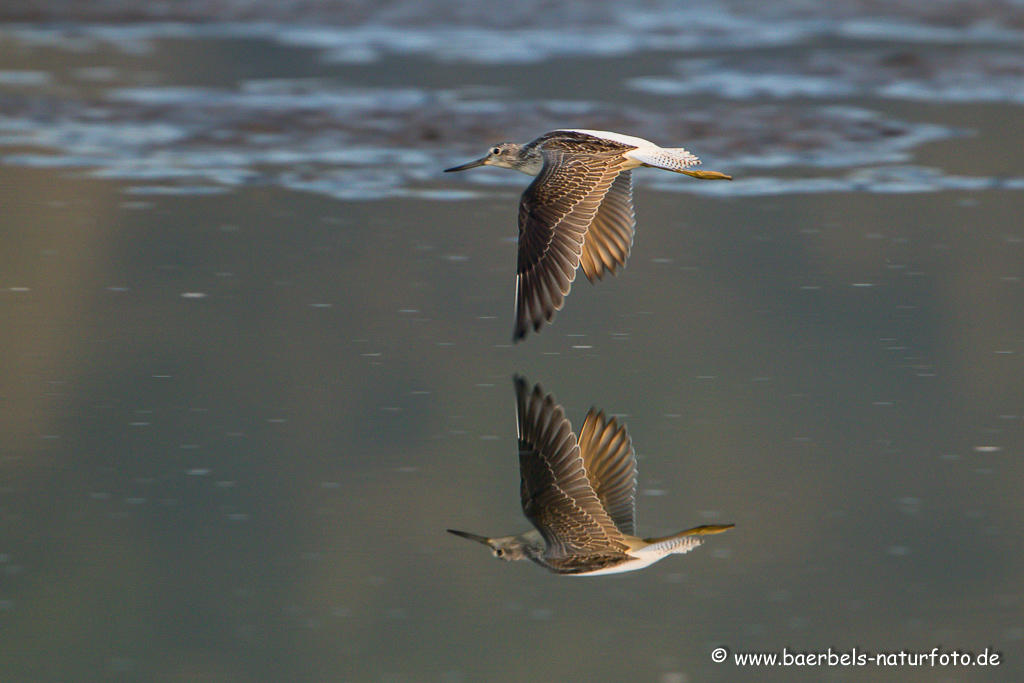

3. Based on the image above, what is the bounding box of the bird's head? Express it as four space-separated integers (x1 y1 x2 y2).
444 143 525 173
447 529 531 561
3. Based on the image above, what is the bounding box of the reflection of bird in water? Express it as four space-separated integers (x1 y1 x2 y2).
444 129 731 342
448 376 733 575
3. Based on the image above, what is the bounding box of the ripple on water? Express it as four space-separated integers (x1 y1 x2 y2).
630 50 1024 105
1 7 1022 199
1 83 999 200
3 2 1023 61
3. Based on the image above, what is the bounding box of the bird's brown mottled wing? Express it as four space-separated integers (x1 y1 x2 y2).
577 408 638 536
513 376 631 557
580 170 635 282
514 151 628 341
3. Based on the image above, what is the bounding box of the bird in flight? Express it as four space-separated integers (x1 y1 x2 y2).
448 376 734 575
445 129 731 342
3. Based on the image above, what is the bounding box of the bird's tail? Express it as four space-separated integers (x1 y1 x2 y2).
633 147 732 179
642 524 735 555
631 147 699 172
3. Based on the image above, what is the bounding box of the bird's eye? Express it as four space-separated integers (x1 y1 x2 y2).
494 548 505 557
491 147 501 155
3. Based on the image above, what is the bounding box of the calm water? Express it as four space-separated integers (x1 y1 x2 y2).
2 3 1023 682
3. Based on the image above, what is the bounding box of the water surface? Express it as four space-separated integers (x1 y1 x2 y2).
1 2 1023 682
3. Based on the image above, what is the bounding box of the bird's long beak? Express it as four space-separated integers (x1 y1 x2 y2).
444 156 489 173
447 529 492 545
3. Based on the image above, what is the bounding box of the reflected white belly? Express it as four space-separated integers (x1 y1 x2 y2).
569 553 666 577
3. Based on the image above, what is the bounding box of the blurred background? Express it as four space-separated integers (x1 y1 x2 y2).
1 1 1022 681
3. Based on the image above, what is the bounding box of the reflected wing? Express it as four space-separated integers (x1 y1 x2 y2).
580 170 635 282
577 408 638 536
513 376 630 556
514 151 628 341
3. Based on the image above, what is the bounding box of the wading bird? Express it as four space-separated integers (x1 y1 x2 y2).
445 129 731 342
448 376 733 575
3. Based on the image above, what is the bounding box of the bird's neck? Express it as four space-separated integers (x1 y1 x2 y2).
510 145 544 176
513 157 544 176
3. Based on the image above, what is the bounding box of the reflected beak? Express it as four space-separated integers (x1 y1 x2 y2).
447 529 492 545
444 156 489 173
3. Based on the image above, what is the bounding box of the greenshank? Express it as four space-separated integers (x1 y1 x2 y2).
448 376 733 575
444 129 731 342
